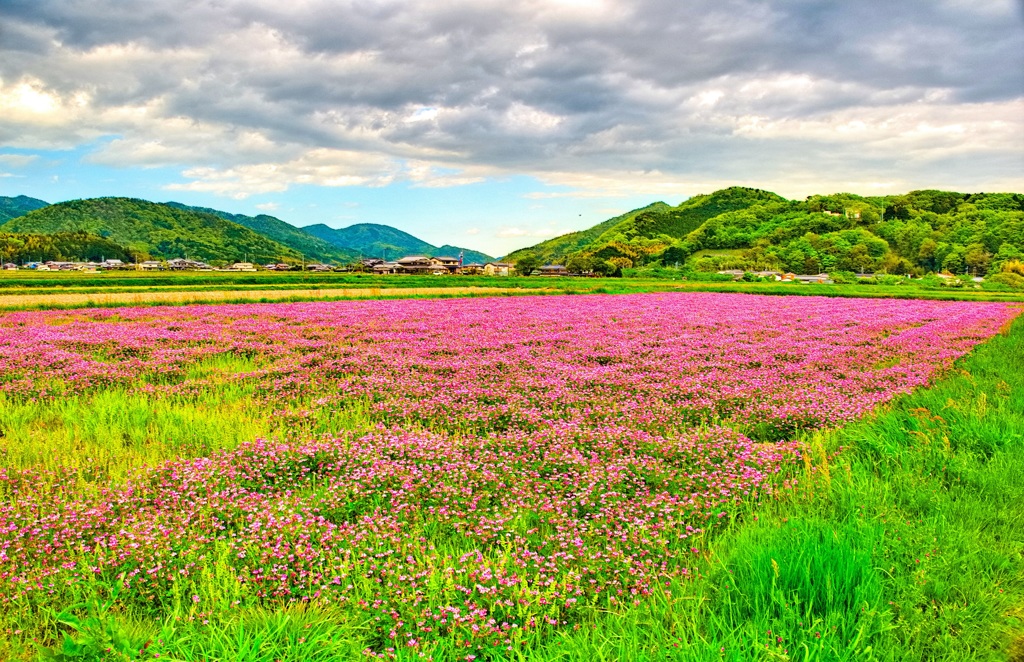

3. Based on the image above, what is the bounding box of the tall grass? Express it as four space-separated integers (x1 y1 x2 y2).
530 316 1024 661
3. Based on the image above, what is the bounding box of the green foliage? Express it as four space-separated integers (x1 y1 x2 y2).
530 316 1024 662
0 231 135 263
0 198 304 264
987 272 1024 290
514 253 541 275
509 187 1023 276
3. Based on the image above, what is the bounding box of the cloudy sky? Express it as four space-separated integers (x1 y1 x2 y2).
1 0 1022 255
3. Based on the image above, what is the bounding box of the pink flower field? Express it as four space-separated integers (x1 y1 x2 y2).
0 292 1018 654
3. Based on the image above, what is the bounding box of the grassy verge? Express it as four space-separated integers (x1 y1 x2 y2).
532 316 1024 661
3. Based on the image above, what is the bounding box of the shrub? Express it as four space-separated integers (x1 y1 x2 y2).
987 272 1024 290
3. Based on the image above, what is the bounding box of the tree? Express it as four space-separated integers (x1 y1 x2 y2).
917 238 939 272
964 243 991 276
566 254 596 274
942 245 967 274
514 255 540 276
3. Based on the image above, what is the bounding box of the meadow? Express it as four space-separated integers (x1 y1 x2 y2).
0 292 1020 660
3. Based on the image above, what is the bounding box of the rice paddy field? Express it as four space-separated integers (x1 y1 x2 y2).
1 291 1022 661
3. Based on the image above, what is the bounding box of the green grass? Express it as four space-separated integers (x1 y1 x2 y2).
525 316 1024 661
2 271 1022 310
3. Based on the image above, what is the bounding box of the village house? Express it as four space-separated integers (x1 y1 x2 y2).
460 262 485 275
430 256 461 273
138 260 163 271
168 258 211 271
3 263 18 270
395 255 437 274
539 264 568 276
794 273 833 284
483 262 514 276
372 261 400 274
226 262 257 272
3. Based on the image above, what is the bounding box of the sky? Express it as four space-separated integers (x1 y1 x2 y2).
1 0 1022 257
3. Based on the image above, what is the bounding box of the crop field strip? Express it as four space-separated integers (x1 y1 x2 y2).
0 285 558 310
0 292 1020 660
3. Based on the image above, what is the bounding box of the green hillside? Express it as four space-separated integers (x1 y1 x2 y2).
505 202 671 264
165 203 358 264
508 187 1024 277
304 223 493 263
0 230 135 263
0 195 48 223
0 198 303 264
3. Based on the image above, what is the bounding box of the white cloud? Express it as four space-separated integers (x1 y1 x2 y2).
0 154 38 167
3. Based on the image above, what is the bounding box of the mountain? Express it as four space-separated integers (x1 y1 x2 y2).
304 222 494 263
0 195 49 223
506 187 785 266
165 202 358 264
0 198 303 263
507 187 1024 277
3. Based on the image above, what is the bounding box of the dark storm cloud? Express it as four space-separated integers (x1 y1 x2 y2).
1 0 1021 192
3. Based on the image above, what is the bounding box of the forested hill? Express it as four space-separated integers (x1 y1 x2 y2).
508 187 1024 276
303 223 494 263
165 202 358 264
0 231 135 263
505 202 671 265
0 196 48 223
0 198 303 264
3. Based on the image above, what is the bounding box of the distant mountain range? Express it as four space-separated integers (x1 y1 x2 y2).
165 202 358 264
0 196 495 264
0 195 48 223
303 223 493 264
6 188 1018 276
0 198 304 263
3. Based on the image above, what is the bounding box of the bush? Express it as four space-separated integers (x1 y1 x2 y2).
987 272 1024 290
876 274 905 286
829 270 857 284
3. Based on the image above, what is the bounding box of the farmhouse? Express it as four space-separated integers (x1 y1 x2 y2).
430 256 461 273
483 262 514 276
373 261 401 274
539 264 568 276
